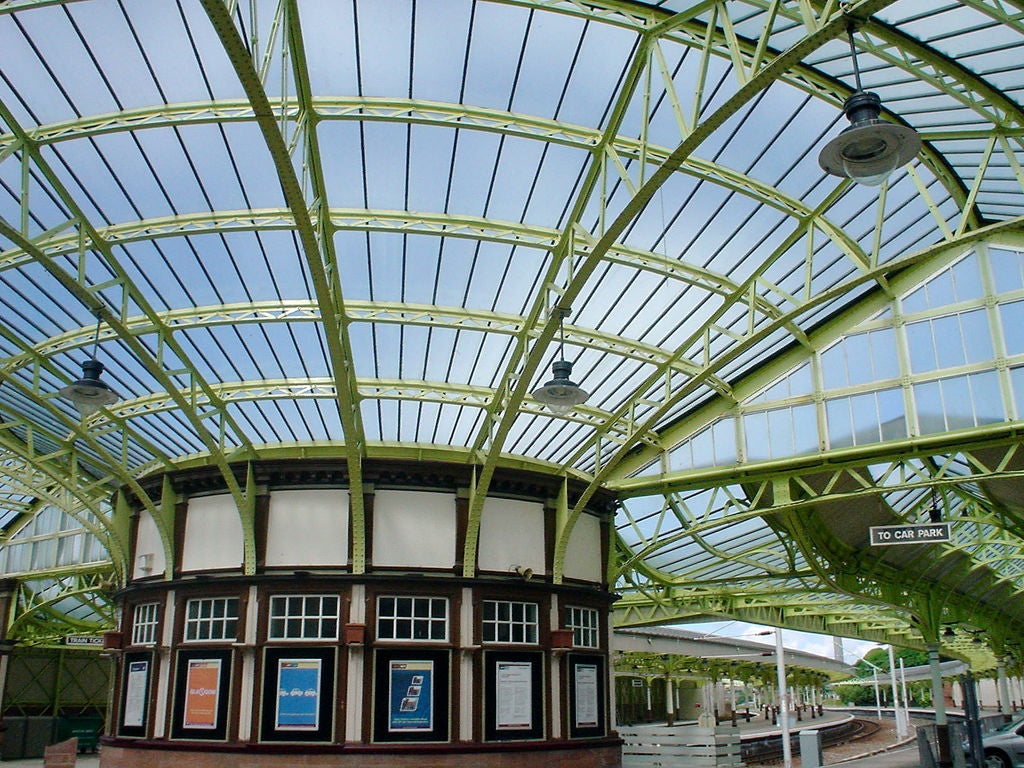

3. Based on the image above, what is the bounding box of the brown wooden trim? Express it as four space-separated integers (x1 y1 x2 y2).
359 486 374 571
253 489 271 573
599 515 611 592
126 494 141 580
543 498 556 580
172 498 188 579
454 489 470 576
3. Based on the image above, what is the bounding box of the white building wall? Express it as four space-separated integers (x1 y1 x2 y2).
181 494 243 572
265 489 349 566
477 497 545 576
372 490 457 568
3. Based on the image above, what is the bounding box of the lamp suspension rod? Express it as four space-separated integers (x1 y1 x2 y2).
847 23 864 91
555 306 568 363
90 314 102 359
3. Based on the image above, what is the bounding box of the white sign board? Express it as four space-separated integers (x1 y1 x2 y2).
64 635 104 647
869 522 950 546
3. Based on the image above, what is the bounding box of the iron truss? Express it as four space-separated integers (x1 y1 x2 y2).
0 0 1022 657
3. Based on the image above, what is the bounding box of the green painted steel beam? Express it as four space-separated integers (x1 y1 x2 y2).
164 442 592 487
0 0 1015 183
7 571 116 641
612 430 1024 571
103 375 636 442
14 299 722 410
551 0 902 576
0 98 865 273
0 99 255 511
608 220 1024 486
456 11 673 579
0 208 783 332
613 405 1024 502
200 0 368 573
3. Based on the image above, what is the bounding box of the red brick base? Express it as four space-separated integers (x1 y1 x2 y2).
98 741 622 768
44 738 78 768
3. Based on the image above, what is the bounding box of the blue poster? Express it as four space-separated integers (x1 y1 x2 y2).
388 660 433 732
276 659 321 730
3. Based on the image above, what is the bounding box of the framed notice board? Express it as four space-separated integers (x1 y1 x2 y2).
372 648 450 743
259 647 336 742
483 650 544 741
170 648 233 741
118 651 155 737
567 653 605 738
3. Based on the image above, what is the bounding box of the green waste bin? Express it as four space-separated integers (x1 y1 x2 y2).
55 715 103 753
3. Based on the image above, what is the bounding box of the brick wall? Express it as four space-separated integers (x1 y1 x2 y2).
98 743 622 768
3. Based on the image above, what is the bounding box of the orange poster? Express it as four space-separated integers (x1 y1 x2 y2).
183 659 221 729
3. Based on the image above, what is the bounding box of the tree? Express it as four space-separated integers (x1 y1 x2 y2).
855 647 930 678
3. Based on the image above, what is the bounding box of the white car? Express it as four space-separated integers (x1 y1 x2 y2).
977 716 1024 768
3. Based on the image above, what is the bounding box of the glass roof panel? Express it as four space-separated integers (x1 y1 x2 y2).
2 0 1024 649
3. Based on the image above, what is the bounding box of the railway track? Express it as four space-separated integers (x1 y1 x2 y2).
743 717 881 765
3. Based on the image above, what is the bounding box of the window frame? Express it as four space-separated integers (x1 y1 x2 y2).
131 601 161 646
375 595 449 643
183 596 240 643
565 606 600 649
267 594 341 642
481 599 539 645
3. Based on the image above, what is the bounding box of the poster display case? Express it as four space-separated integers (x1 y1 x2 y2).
259 647 336 742
372 648 450 743
118 651 155 737
483 651 544 741
567 653 606 739
170 648 233 741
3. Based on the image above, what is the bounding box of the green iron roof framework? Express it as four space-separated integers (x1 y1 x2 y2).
0 0 1020 660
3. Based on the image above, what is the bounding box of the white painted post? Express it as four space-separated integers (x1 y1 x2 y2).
775 629 792 768
888 646 907 739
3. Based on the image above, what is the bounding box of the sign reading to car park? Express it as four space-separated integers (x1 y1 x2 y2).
869 522 951 546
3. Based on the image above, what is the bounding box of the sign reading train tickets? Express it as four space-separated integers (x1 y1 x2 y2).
869 522 951 546
64 635 104 647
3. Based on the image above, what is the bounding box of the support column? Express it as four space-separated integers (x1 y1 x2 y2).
928 643 953 768
888 646 907 739
0 579 18 750
549 595 563 738
345 584 366 743
460 587 474 741
997 658 1011 714
236 585 260 741
775 629 792 768
606 618 617 732
928 644 947 725
151 589 177 739
665 677 674 726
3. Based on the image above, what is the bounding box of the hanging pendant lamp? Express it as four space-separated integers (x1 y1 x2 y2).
59 316 119 417
818 25 920 186
532 308 588 415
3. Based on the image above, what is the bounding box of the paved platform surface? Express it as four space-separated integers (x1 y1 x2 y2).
0 745 922 768
0 755 98 767
0 710 932 766
835 742 921 767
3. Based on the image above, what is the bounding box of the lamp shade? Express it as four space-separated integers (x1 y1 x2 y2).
58 358 119 416
532 359 588 415
818 91 920 186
